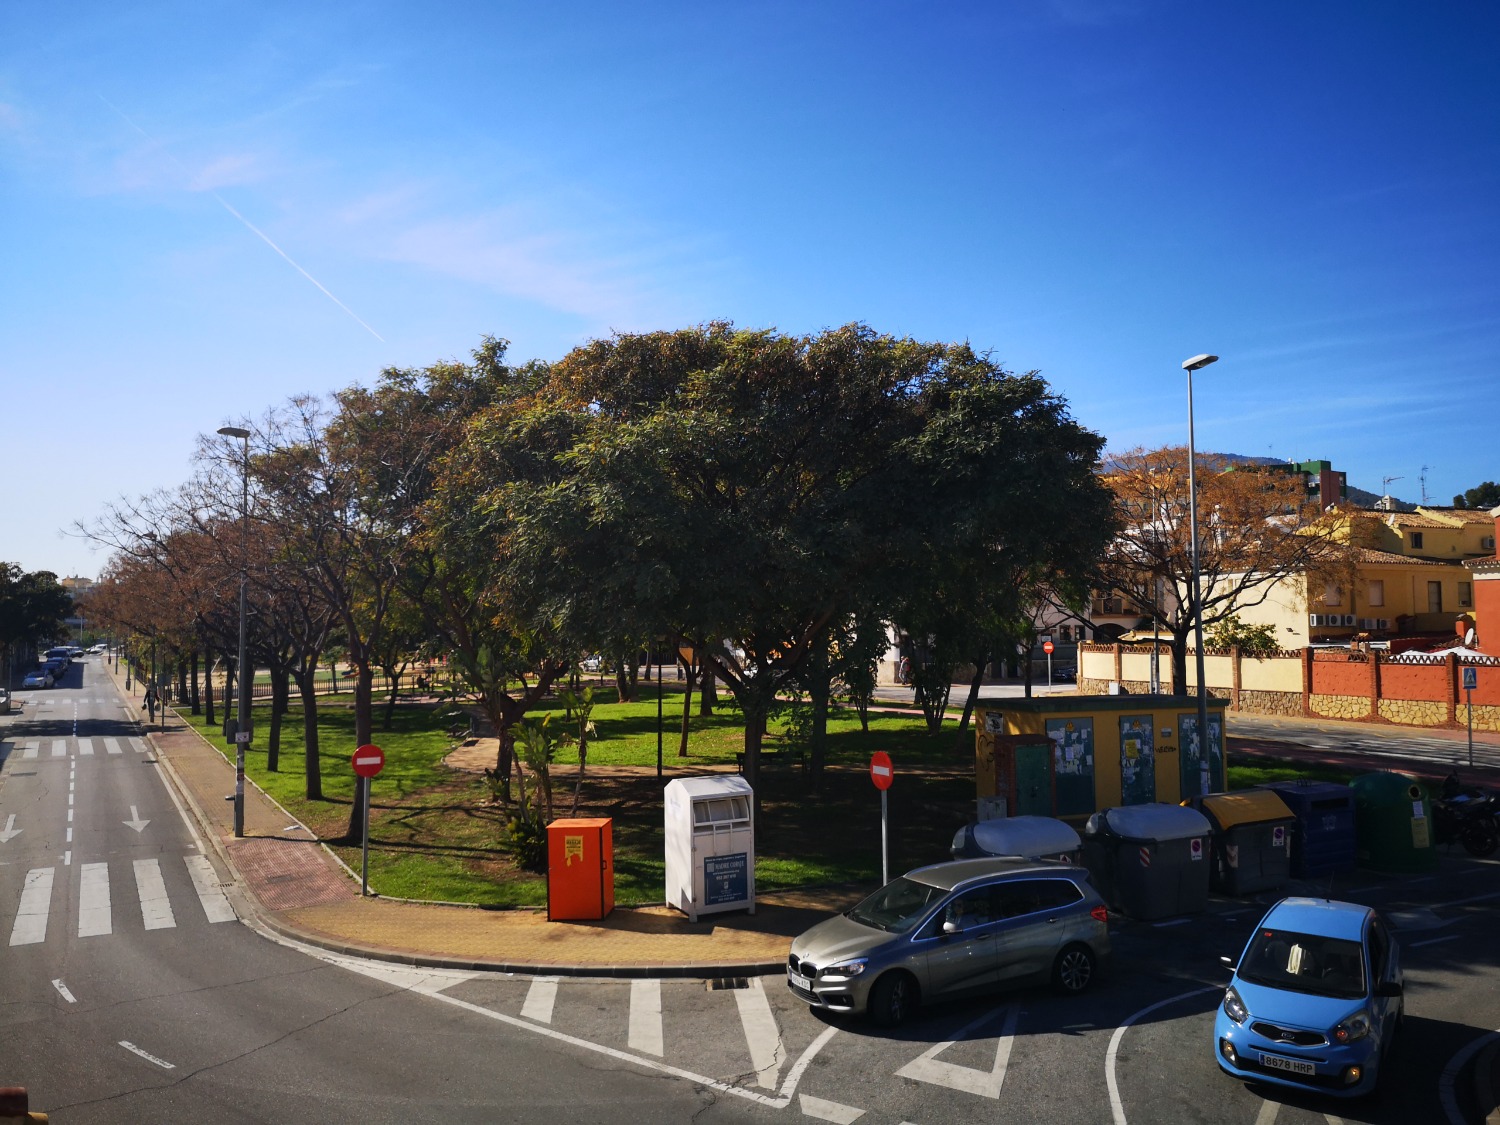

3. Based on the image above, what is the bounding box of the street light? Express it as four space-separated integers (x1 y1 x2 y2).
1181 353 1218 796
218 425 252 838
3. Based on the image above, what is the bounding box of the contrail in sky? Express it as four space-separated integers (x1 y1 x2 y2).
98 95 386 344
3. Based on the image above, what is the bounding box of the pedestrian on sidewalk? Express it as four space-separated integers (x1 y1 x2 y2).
143 685 158 722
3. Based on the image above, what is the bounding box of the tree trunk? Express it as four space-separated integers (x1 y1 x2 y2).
1171 631 1191 697
615 662 631 703
204 657 216 728
955 658 987 752
291 666 323 800
699 663 717 716
176 657 188 709
678 659 697 757
267 666 289 772
190 651 201 715
805 645 831 780
380 665 400 730
345 663 375 840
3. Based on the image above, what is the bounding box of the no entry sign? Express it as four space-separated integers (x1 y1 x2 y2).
1042 640 1055 655
352 744 385 778
869 751 894 791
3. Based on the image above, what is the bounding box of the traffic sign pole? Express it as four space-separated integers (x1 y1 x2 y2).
1463 667 1478 769
869 752 894 884
1043 639 1055 688
881 789 888 885
351 745 386 896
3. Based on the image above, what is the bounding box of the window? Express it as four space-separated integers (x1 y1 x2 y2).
1367 580 1385 608
1412 532 1424 550
1323 581 1341 607
1460 582 1473 608
1484 536 1496 551
1428 581 1443 613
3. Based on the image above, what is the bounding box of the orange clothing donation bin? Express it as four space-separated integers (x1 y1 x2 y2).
546 817 614 921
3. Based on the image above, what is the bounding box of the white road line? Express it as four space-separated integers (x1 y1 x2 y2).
51 740 66 758
63 851 71 866
895 1003 1018 1098
129 737 146 753
78 738 94 756
51 979 76 1003
521 977 559 1023
1106 985 1219 1125
134 859 175 930
1153 918 1192 927
184 855 235 922
628 978 663 1056
799 1094 866 1123
1440 1027 1500 1124
1254 1098 1279 1124
733 976 785 1089
9 868 54 946
22 741 38 759
119 1041 175 1069
78 862 112 937
1412 934 1462 948
104 738 121 755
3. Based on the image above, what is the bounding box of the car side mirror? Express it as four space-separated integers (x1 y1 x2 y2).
1375 981 1403 998
1220 955 1237 973
942 921 960 936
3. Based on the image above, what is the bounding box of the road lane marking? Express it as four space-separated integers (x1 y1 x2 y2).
78 862 112 937
134 859 176 930
22 741 38 759
119 1041 175 1069
77 738 94 756
104 738 121 755
895 1003 1018 1098
733 976 784 1089
184 855 235 922
9 867 54 946
628 978 663 1056
521 976 559 1023
51 740 66 758
1106 985 1219 1125
51 979 76 1003
1254 1099 1278 1124
0 814 20 843
1412 934 1461 948
799 1094 866 1122
129 738 146 753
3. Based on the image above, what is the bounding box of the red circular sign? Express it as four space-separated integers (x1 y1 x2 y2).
352 744 385 778
1042 641 1055 655
869 751 894 791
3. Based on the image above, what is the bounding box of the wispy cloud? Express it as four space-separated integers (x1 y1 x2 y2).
188 152 265 192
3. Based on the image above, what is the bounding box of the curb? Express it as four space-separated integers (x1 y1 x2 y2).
1479 1035 1500 1125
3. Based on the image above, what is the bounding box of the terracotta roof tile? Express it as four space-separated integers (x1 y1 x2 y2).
1384 512 1450 529
1355 547 1448 566
1419 507 1497 526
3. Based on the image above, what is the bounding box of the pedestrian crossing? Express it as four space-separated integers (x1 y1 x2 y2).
7 856 236 946
18 738 146 760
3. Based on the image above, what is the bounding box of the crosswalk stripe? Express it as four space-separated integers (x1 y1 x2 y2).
521 977 559 1023
134 860 176 930
129 738 146 754
629 978 664 1056
104 738 122 755
51 740 67 758
9 868 54 946
733 977 784 1090
23 742 38 759
183 856 236 923
78 863 112 937
78 738 94 756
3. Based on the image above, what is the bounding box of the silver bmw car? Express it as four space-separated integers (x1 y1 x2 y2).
786 856 1110 1026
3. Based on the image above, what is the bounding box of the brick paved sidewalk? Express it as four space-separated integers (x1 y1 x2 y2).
105 660 835 976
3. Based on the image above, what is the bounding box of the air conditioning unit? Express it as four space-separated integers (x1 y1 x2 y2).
1342 615 1357 627
1377 618 1390 630
1309 614 1325 627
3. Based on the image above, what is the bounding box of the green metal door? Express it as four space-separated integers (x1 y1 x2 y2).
1178 713 1224 798
1015 743 1051 815
1047 717 1096 817
1119 716 1155 805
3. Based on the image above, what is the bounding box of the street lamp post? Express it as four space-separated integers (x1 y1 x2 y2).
1182 354 1218 797
218 425 252 838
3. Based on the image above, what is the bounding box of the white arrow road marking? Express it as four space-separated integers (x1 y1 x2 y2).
119 1041 175 1069
78 862 111 937
51 979 76 1003
184 856 236 923
123 806 150 833
9 868 54 946
799 1094 866 1122
629 978 663 1056
0 815 22 843
1106 985 1219 1125
1440 1027 1500 1124
733 976 785 1089
134 859 175 930
521 977 559 1023
894 1003 1019 1098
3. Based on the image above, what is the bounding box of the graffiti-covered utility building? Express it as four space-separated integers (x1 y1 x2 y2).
975 695 1228 822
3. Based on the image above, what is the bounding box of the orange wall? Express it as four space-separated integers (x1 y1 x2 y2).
1378 662 1448 702
1312 658 1372 697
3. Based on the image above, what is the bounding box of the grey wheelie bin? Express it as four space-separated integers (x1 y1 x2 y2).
950 815 1083 863
1082 803 1212 920
1259 780 1357 878
1189 789 1296 895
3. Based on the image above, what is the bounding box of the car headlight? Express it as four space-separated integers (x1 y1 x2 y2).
1222 986 1248 1025
821 958 868 982
1332 1009 1372 1044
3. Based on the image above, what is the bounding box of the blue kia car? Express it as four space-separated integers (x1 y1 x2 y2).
1215 897 1402 1098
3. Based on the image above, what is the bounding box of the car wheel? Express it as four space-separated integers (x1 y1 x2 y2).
867 972 918 1028
1460 823 1499 858
1052 943 1097 995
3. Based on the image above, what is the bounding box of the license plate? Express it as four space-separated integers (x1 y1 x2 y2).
1259 1052 1314 1076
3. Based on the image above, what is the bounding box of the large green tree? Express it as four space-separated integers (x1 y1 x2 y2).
1452 482 1500 510
0 565 72 674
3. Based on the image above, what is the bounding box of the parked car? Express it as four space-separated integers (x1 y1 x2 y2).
580 655 603 673
44 647 71 663
786 856 1110 1027
0 687 11 713
44 659 68 683
1214 897 1402 1098
22 670 54 689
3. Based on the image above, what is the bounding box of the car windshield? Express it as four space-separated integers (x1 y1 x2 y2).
1237 927 1367 1000
846 877 947 934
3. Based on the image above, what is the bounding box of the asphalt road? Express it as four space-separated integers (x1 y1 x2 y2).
4 663 1497 1122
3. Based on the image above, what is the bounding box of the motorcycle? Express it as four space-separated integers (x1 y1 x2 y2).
1432 773 1500 858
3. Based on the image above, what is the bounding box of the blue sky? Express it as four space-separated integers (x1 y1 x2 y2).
4 1 1498 579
